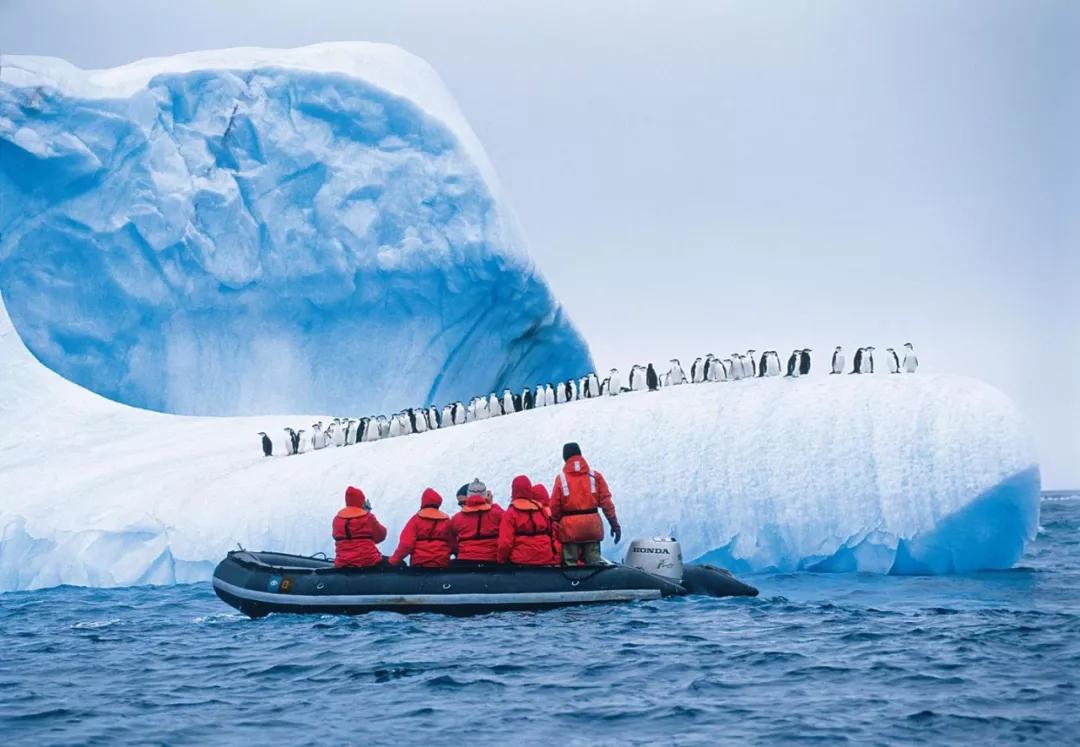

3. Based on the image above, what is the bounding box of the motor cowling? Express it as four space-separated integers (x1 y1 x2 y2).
624 536 683 582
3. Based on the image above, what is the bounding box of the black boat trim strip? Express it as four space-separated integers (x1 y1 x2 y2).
212 577 663 606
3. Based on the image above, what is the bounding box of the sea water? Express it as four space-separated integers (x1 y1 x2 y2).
2 497 1077 745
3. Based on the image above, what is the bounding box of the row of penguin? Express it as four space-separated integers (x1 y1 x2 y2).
259 343 918 457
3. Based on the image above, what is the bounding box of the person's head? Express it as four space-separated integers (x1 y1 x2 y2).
511 475 534 501
456 483 470 507
345 486 369 510
532 483 550 506
421 488 443 509
562 442 582 462
467 478 489 502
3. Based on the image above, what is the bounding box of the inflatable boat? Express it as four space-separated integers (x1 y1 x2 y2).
213 544 757 618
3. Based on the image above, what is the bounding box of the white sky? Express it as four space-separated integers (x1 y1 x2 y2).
1 0 1077 486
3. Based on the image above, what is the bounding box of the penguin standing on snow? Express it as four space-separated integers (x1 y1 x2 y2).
758 352 769 377
746 350 758 378
587 372 601 397
607 368 622 395
502 389 515 415
799 349 812 376
902 342 919 373
258 432 272 457
850 347 865 374
283 428 296 455
522 388 534 410
785 350 801 377
555 382 568 404
488 392 502 417
534 384 547 408
865 346 876 373
831 346 844 375
691 357 704 383
886 348 901 374
668 360 687 385
730 355 744 380
441 405 454 427
646 363 659 391
295 429 306 452
513 392 523 412
545 383 557 404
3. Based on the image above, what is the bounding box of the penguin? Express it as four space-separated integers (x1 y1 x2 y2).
441 405 454 427
555 381 568 404
258 432 273 457
545 383 557 404
691 357 704 383
356 418 368 444
758 351 769 377
850 347 865 374
535 384 547 408
377 416 390 439
502 389 515 415
729 355 744 381
567 379 577 401
629 366 641 392
703 355 714 383
831 346 844 375
746 350 758 378
902 342 918 373
513 392 523 412
886 348 901 374
414 410 428 433
607 368 621 395
283 428 296 455
295 428 306 452
799 349 812 376
587 372 601 397
866 346 876 373
600 377 610 396
663 371 672 387
646 363 659 391
768 351 782 377
720 358 734 380
311 423 327 450
522 387 534 410
668 359 687 385
785 350 801 377
488 392 502 417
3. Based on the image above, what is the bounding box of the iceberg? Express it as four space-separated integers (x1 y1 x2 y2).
0 43 591 416
0 288 1040 592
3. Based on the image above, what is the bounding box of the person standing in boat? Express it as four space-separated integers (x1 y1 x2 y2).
450 481 503 564
497 475 558 565
332 486 387 568
388 488 454 568
550 442 621 566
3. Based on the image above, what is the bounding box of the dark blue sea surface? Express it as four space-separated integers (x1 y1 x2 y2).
3 498 1078 745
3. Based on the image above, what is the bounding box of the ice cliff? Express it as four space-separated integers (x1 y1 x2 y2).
0 288 1041 592
0 43 591 416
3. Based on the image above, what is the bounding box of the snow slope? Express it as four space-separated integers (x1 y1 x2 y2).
0 43 591 416
0 290 1040 591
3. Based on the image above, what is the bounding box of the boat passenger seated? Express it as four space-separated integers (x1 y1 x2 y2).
333 486 387 568
389 488 454 568
451 489 502 564
497 475 558 566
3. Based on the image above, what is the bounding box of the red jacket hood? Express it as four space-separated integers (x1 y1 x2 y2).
344 486 367 508
532 483 551 506
511 475 534 500
421 488 443 509
464 494 488 508
563 455 592 476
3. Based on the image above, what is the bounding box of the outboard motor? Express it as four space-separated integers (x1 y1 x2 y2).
624 536 683 583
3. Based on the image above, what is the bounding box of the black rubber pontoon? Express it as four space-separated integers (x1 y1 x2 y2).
213 550 757 617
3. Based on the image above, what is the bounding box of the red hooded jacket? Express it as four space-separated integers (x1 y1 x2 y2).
389 488 453 568
498 476 558 566
550 456 618 544
333 486 387 568
450 495 503 562
532 483 562 558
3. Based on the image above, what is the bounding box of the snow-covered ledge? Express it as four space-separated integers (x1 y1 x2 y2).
0 288 1040 591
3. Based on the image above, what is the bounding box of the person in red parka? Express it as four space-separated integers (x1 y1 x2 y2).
497 475 558 566
550 442 620 566
450 490 502 564
333 486 387 568
532 482 562 560
389 488 454 568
